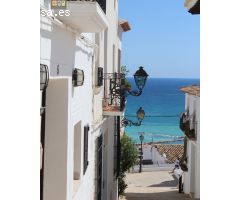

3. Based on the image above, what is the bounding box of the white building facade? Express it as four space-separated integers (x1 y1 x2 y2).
40 1 130 200
180 86 200 199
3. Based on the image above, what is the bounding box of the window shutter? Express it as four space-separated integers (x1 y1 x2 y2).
83 125 89 174
113 116 121 178
116 116 121 178
113 117 117 175
97 67 103 86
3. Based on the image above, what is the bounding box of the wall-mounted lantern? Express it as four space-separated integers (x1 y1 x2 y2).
122 107 145 127
72 68 84 87
40 64 49 91
126 66 149 96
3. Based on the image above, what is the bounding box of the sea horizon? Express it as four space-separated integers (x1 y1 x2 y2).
125 77 200 144
126 76 200 80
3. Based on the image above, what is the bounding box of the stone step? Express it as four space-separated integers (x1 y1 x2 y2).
131 164 175 172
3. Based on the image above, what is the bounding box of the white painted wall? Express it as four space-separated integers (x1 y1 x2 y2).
44 77 72 200
152 146 167 165
183 94 200 198
41 0 124 199
142 145 152 160
41 8 96 199
99 1 123 200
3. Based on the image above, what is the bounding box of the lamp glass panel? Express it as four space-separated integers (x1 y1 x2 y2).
78 70 84 85
73 69 84 86
40 65 47 90
139 134 144 141
137 108 145 120
134 76 147 90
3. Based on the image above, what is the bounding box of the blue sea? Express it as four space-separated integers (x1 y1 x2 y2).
125 78 200 144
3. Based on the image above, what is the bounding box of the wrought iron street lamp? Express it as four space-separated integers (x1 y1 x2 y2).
121 107 145 127
139 133 144 173
126 66 149 96
40 64 49 91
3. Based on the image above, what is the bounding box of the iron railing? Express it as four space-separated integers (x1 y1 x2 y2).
68 0 106 13
179 113 197 140
103 73 126 113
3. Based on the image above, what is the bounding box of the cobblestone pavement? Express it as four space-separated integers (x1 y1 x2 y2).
120 171 194 200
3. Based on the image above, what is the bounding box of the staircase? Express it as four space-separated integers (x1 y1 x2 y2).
131 163 175 173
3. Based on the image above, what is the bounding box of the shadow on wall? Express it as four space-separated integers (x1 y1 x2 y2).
41 20 75 77
41 19 92 77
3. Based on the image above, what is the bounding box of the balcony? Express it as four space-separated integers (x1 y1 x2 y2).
57 0 108 33
102 73 126 116
180 113 196 140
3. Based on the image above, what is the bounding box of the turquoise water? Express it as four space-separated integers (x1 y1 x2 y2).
125 78 200 144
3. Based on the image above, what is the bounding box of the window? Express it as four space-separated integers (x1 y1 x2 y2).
97 67 103 86
83 125 89 174
118 49 121 73
112 44 115 72
73 121 82 195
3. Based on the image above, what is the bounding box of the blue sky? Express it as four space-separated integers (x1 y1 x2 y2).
119 0 200 78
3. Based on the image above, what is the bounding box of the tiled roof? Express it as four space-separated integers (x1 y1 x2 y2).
180 85 200 97
184 0 200 14
155 144 184 164
119 19 131 32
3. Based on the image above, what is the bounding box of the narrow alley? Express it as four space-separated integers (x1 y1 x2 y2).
120 171 195 200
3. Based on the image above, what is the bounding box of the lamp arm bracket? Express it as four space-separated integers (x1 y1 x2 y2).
126 89 142 97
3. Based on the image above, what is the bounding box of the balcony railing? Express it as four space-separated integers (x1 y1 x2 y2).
68 0 106 13
180 112 196 140
103 73 126 116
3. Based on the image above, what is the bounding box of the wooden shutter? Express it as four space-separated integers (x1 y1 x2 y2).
83 125 89 174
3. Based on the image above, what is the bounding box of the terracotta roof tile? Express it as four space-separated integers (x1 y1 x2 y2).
180 85 200 96
119 19 131 32
155 144 184 163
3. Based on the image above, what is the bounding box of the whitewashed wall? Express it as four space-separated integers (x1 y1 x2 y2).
152 146 167 164
183 94 200 198
100 0 122 200
142 145 152 160
41 9 97 199
41 0 123 199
